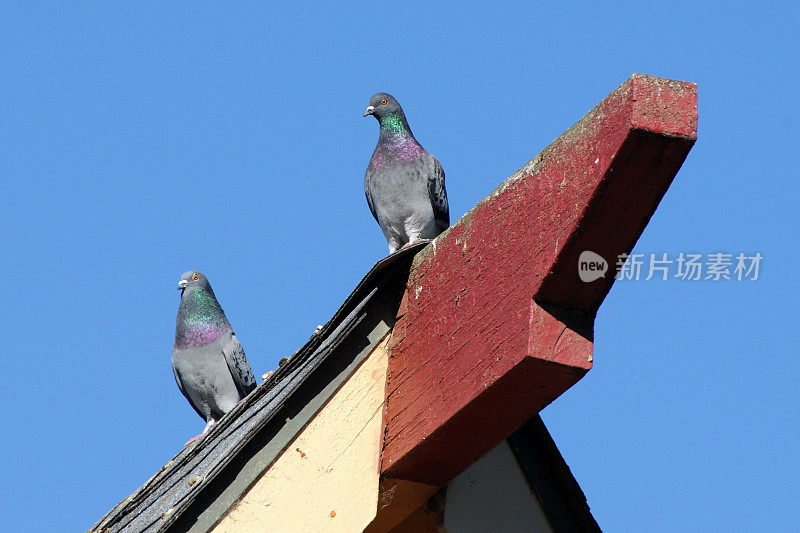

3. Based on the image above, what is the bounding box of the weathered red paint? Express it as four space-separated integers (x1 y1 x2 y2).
381 74 697 486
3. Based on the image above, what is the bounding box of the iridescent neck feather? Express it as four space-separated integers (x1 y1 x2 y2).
371 113 424 167
379 113 412 138
175 288 232 348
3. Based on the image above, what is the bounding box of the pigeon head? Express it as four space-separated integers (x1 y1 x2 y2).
363 93 404 120
175 271 231 348
178 270 211 297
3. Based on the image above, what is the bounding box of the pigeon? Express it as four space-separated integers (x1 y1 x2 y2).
172 271 256 442
363 93 449 253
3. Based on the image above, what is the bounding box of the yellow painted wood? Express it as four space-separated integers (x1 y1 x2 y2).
365 479 437 532
213 335 391 533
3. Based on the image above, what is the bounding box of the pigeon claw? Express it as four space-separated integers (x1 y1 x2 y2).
184 434 202 446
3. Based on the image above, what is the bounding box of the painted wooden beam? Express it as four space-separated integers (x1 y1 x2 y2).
381 73 697 485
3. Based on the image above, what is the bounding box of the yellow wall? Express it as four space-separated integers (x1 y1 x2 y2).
213 335 391 532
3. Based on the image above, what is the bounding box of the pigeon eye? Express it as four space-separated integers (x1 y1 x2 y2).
381 99 387 105
193 273 199 280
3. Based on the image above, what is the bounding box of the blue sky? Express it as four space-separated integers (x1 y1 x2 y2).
1 2 797 531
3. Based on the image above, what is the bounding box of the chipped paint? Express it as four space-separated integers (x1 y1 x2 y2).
382 73 697 485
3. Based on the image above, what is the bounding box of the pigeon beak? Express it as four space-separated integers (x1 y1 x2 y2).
363 106 375 117
178 279 188 291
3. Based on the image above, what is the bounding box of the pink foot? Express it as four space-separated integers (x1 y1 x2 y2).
185 434 202 446
185 419 216 446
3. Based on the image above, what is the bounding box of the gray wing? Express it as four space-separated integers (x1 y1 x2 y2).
172 362 206 420
364 168 380 224
222 333 257 398
427 156 450 233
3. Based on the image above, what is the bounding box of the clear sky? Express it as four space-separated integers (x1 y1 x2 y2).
1 2 797 531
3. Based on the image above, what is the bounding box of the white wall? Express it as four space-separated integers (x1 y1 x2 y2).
443 440 555 533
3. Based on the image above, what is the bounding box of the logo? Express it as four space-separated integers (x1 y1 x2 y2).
578 251 608 282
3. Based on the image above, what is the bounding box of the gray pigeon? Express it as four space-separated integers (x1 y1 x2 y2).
172 271 256 440
363 93 449 253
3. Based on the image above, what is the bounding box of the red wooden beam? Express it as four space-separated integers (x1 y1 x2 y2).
381 74 697 486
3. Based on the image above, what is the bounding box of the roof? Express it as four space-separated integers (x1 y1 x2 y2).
92 239 602 533
91 241 428 533
92 73 697 533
